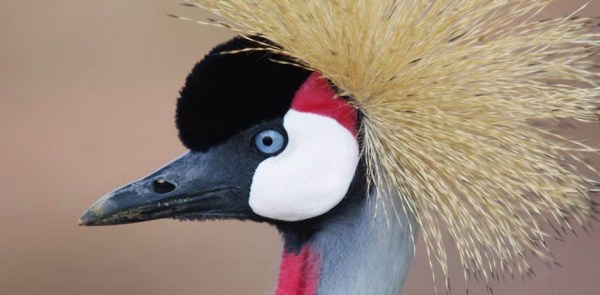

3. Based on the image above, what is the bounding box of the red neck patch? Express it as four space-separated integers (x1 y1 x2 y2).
276 245 320 295
290 73 358 137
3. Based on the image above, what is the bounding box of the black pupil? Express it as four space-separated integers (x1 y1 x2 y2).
262 136 274 146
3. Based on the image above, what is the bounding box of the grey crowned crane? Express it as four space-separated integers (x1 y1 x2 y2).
81 1 600 294
80 36 415 295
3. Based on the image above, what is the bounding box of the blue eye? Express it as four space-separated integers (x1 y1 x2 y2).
254 129 286 155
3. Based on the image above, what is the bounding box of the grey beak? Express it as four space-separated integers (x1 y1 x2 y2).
79 151 254 226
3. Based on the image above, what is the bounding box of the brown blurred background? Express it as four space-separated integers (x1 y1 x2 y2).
1 1 599 294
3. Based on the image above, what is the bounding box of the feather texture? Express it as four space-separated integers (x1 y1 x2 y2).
186 0 599 288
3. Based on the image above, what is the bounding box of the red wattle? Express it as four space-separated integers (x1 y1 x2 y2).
275 245 320 295
291 72 358 137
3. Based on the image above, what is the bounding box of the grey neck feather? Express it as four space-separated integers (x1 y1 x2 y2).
313 188 417 295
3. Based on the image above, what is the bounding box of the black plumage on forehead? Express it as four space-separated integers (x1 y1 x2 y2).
176 36 311 152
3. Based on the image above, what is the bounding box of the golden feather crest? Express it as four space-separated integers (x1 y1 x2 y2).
186 0 599 288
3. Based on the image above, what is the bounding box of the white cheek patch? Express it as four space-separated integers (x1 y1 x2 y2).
249 110 360 221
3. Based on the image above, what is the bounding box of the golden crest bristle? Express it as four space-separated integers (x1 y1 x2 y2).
189 0 599 288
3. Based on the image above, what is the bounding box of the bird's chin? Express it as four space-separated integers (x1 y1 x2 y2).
171 212 254 222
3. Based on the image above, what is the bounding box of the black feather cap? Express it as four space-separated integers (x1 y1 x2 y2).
176 37 311 152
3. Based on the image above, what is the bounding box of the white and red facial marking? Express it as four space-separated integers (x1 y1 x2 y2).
249 73 359 221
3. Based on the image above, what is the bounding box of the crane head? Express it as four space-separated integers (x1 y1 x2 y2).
79 36 361 226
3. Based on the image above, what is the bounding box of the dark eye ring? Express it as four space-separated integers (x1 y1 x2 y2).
254 129 286 155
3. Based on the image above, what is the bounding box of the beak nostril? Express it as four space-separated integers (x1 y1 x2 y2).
152 179 176 194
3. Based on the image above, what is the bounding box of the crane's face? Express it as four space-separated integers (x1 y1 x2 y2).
80 37 360 226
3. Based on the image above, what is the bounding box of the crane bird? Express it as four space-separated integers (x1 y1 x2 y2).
81 1 599 294
80 36 414 294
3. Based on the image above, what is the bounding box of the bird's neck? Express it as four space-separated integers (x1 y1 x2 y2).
275 243 320 295
275 188 416 295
